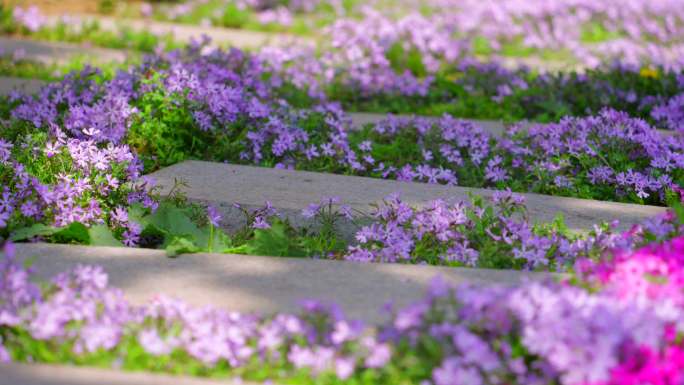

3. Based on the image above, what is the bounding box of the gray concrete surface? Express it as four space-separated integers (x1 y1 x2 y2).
44 15 311 49
0 37 129 65
13 243 551 324
0 363 254 385
0 76 46 95
348 112 676 136
149 161 666 233
348 112 522 134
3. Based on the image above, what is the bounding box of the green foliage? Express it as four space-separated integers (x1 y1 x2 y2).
386 42 428 77
220 3 252 29
241 219 307 257
129 202 231 257
10 222 122 246
127 78 205 171
88 224 125 247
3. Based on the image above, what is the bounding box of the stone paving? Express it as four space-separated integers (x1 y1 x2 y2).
14 243 552 324
0 76 45 96
0 362 254 385
347 111 518 134
0 36 128 64
347 111 676 135
149 160 666 234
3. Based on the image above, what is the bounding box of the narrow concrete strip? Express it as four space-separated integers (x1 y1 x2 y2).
348 111 520 134
0 76 46 96
44 15 311 49
14 243 552 324
0 37 128 64
149 160 666 232
348 111 676 136
0 363 253 385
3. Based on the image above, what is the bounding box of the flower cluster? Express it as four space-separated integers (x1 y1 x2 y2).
108 0 684 69
652 92 684 131
154 0 329 27
1 89 156 245
342 190 683 270
2 235 683 384
344 110 683 205
11 6 46 32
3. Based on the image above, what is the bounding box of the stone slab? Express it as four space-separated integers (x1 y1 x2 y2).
348 112 675 136
0 37 128 65
0 363 253 385
348 112 517 134
44 15 311 49
149 160 665 233
0 76 46 96
14 243 549 324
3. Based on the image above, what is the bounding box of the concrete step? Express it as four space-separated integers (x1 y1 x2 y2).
0 362 252 385
148 160 665 233
348 112 514 134
13 243 549 324
43 15 311 49
348 112 675 136
0 76 46 96
0 37 129 65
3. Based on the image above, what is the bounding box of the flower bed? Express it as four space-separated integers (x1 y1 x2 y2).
0 39 681 265
1 234 683 384
2 43 682 206
9 0 684 68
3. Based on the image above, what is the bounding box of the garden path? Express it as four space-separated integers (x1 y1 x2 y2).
0 36 129 64
0 76 45 95
149 160 665 234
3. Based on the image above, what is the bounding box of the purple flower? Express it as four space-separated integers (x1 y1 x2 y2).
13 6 46 32
433 357 482 385
302 203 321 219
138 329 177 356
335 356 356 379
252 216 271 229
207 205 221 227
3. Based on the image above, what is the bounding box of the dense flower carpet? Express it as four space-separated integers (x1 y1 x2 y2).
1 0 684 384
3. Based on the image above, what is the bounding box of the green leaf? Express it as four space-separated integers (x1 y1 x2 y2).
10 223 57 241
88 225 124 247
244 220 305 257
127 203 150 226
147 202 204 239
52 222 90 244
165 236 201 257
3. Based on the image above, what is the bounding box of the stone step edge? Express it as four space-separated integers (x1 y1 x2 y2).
149 160 666 233
347 111 675 136
0 36 131 65
0 362 254 385
0 76 45 96
14 242 556 324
